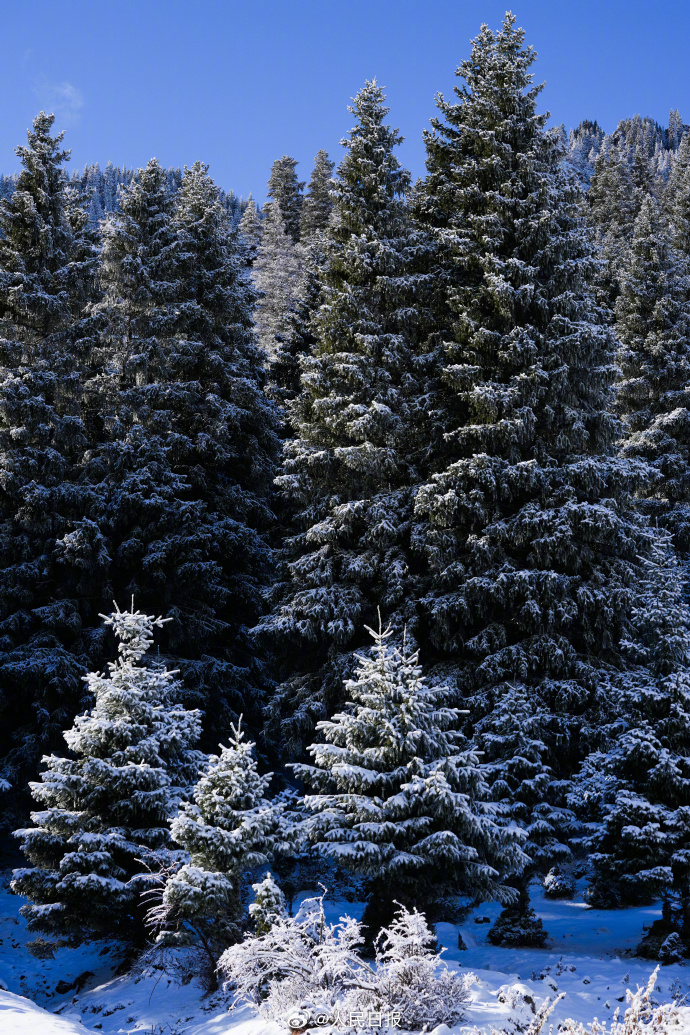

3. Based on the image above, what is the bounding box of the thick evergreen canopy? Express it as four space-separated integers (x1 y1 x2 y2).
0 113 98 812
260 81 429 753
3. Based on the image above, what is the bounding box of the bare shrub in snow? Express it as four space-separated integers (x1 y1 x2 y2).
218 890 474 1032
487 968 683 1035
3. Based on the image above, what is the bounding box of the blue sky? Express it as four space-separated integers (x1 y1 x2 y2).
1 0 689 202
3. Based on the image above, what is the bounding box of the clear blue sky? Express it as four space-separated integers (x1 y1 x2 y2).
1 0 689 202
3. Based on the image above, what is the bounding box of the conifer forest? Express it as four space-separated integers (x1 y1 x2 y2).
3 12 690 1035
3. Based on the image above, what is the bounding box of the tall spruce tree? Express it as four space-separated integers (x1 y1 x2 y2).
12 605 203 944
0 112 98 814
411 15 670 823
301 150 335 238
614 195 690 551
266 156 304 243
260 81 429 753
86 160 278 737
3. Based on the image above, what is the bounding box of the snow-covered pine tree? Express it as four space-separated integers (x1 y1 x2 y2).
0 112 99 816
238 196 262 266
12 604 203 943
614 195 690 552
588 137 641 299
249 871 287 934
411 15 664 809
301 150 335 238
152 718 282 955
267 234 324 411
266 155 304 243
86 160 279 736
293 621 526 933
666 131 690 256
575 536 690 912
253 200 303 367
260 80 431 754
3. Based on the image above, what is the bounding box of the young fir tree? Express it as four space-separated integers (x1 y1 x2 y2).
614 195 690 552
260 81 432 754
293 622 526 933
301 150 335 238
150 719 282 968
249 871 288 934
411 14 663 802
12 605 203 943
575 536 690 914
0 112 99 813
253 201 303 367
266 155 304 243
86 160 278 734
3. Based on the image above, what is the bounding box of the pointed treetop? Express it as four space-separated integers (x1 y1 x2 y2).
99 601 172 664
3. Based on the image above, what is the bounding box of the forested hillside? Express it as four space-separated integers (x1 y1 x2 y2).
2 12 690 1034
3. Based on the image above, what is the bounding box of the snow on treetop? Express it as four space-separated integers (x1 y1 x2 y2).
98 600 172 663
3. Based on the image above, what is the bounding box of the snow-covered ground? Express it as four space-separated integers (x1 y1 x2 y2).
1 871 689 1034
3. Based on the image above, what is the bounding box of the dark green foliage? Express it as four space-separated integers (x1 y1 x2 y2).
0 113 99 815
487 884 548 948
411 14 661 798
614 196 690 551
260 81 430 753
86 160 279 734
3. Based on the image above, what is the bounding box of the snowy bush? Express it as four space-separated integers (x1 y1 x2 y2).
543 866 576 898
218 891 474 1032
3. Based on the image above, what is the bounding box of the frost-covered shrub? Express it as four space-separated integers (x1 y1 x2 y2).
555 968 683 1034
218 892 474 1032
658 931 685 964
543 866 576 899
370 905 475 1031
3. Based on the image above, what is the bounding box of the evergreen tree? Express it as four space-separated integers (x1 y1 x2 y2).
267 235 323 410
260 80 430 754
473 685 577 873
12 605 203 943
614 195 690 551
575 537 690 912
588 137 640 296
294 622 526 933
156 719 281 949
0 112 98 815
301 150 335 237
253 201 303 366
266 155 304 243
86 160 279 735
249 871 287 934
411 14 667 820
667 131 690 256
238 196 262 266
